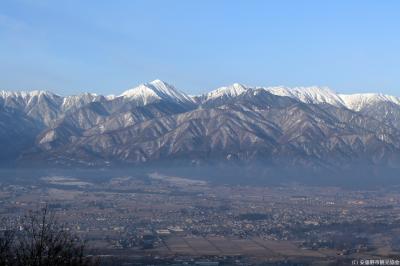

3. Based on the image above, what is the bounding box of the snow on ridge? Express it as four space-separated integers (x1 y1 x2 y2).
148 79 194 103
202 83 400 111
61 93 102 110
204 83 400 110
0 90 58 99
204 84 345 106
106 94 116 100
205 83 250 100
121 83 161 105
339 93 400 111
120 79 194 104
2 81 400 111
261 86 345 107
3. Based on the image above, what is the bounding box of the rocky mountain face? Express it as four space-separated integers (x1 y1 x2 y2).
0 106 42 161
1 80 400 175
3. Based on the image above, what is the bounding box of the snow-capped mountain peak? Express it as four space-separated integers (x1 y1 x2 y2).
121 84 161 105
339 93 400 111
0 90 58 99
106 94 116 100
262 86 345 107
203 84 347 107
61 93 102 111
148 79 193 103
205 83 249 100
120 79 194 105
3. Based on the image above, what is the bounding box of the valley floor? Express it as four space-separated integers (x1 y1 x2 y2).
1 169 400 265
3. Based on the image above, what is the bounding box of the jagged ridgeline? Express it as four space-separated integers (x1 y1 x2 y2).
1 80 400 178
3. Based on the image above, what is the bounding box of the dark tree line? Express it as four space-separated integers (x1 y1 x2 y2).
0 207 98 266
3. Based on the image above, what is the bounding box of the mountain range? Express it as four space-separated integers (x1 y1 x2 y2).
1 79 400 177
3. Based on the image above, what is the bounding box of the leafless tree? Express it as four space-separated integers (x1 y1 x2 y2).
0 218 15 266
0 207 98 266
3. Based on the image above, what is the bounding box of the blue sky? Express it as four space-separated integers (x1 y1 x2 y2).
0 0 399 96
